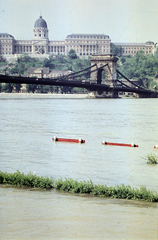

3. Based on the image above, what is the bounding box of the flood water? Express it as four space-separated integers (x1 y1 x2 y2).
0 94 158 239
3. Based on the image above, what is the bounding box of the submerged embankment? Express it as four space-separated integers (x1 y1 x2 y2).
1 171 158 202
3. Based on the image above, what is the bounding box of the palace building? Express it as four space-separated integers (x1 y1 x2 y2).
0 15 157 61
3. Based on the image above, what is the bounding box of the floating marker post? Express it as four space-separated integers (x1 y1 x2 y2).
102 141 138 147
154 145 158 149
53 137 85 143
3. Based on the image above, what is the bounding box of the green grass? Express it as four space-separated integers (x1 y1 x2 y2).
0 170 54 189
55 178 158 202
0 171 158 202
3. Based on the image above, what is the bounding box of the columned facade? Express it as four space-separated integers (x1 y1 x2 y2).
65 34 111 57
0 16 157 59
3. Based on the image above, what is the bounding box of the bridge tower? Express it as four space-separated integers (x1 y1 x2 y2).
89 54 119 98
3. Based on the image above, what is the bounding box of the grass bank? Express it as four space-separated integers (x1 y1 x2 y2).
0 171 158 202
0 171 54 189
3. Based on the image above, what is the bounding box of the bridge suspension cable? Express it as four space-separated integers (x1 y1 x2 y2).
116 69 144 90
66 63 108 80
66 64 97 77
116 79 132 88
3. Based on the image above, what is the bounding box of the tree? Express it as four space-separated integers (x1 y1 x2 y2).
13 84 22 93
120 57 126 63
0 55 6 62
10 66 19 74
59 86 73 94
111 45 124 57
26 84 37 93
36 85 51 93
10 63 25 74
2 83 14 93
43 58 50 67
68 49 78 59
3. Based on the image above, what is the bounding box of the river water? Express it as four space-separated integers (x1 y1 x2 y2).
0 93 158 239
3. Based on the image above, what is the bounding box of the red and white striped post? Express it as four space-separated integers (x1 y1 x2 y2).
102 141 138 147
53 137 85 144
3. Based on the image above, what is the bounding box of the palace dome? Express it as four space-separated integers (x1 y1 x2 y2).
34 16 47 28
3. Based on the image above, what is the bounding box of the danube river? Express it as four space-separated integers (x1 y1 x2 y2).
0 93 158 239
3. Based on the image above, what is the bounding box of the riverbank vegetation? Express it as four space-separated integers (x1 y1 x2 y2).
0 171 158 202
0 171 54 189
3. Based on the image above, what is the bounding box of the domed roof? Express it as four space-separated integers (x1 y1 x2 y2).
34 16 47 28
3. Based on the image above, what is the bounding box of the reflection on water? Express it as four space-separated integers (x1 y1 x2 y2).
0 95 158 239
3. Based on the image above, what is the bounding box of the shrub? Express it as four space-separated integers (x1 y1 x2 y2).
0 171 54 189
143 154 158 164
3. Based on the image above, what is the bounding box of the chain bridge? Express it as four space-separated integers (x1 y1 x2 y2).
0 54 157 98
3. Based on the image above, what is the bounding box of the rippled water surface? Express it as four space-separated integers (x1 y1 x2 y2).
0 95 158 239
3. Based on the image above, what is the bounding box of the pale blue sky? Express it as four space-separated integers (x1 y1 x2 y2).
0 0 158 43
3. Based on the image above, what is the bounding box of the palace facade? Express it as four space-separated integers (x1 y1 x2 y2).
0 16 157 60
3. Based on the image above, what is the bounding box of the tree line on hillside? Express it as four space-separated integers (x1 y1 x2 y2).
8 49 90 75
0 50 90 94
117 50 158 88
111 46 158 88
1 48 158 93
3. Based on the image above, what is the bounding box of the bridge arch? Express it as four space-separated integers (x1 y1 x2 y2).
90 54 119 86
97 68 104 84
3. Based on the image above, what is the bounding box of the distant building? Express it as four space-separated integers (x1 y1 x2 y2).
0 33 15 55
28 67 50 78
0 15 157 60
28 67 73 79
113 41 155 56
48 70 73 78
65 33 111 57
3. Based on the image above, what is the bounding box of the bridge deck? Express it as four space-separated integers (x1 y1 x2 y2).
0 74 155 95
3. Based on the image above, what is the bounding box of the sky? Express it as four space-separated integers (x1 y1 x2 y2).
0 0 158 43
